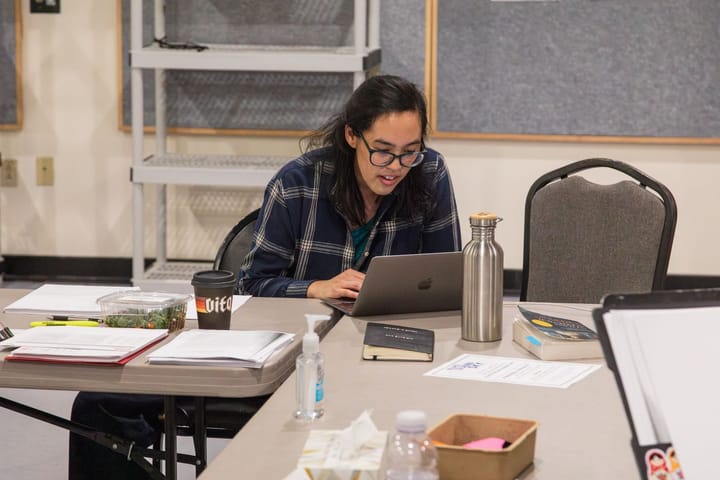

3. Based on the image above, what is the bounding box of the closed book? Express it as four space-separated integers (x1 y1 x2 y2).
512 306 603 361
362 322 434 362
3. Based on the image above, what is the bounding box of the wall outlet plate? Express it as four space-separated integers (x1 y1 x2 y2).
30 0 60 14
36 156 54 186
1 158 18 187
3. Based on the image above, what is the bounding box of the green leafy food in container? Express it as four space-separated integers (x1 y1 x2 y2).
98 291 190 331
104 305 186 329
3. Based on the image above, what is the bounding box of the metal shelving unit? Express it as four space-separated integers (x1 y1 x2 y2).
129 0 381 292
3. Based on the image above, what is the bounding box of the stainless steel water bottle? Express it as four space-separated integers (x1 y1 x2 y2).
462 212 504 342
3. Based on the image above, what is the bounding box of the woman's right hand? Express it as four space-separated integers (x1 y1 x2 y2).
307 269 365 299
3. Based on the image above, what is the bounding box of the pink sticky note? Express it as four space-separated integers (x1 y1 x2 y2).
463 437 507 451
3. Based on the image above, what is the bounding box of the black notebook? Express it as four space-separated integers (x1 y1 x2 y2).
593 288 720 480
362 322 434 362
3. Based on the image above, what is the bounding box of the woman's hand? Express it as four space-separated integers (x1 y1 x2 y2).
307 269 365 299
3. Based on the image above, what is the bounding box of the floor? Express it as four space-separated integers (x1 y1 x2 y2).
0 280 230 480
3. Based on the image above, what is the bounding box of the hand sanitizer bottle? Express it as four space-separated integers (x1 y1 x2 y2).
294 314 325 421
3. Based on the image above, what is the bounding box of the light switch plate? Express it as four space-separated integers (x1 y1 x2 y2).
1 158 18 187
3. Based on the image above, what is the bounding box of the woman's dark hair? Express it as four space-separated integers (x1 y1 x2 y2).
303 75 433 227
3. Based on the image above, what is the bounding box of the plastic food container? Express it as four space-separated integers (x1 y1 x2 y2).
97 291 190 331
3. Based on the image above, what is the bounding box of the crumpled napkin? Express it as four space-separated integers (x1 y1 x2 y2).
335 410 379 460
290 410 387 480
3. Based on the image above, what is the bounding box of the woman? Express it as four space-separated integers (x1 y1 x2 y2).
69 75 460 480
239 74 461 299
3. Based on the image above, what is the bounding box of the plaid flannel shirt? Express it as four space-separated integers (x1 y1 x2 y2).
238 146 461 297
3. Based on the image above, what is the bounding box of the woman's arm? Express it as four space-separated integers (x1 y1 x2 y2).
421 153 462 253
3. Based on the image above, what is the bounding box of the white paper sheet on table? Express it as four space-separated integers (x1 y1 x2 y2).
146 329 293 367
2 285 250 322
2 284 139 317
0 329 24 350
1 326 167 363
424 353 600 388
184 295 250 320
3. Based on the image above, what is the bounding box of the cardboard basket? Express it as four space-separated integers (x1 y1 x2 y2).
427 414 537 480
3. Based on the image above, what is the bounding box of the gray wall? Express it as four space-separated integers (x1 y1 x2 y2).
436 0 720 138
0 0 19 127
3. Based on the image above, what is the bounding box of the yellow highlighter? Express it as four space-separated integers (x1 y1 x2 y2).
30 320 100 327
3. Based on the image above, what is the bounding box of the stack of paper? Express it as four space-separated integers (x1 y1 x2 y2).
3 326 168 365
601 306 720 479
147 329 294 368
2 284 139 317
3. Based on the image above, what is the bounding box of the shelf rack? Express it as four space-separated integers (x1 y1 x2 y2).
129 0 381 292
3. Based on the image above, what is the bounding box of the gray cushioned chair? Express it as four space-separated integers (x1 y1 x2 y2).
520 158 677 304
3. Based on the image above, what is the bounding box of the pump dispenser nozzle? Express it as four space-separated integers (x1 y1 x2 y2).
302 314 328 354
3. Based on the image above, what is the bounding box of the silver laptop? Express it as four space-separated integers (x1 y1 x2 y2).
323 252 462 316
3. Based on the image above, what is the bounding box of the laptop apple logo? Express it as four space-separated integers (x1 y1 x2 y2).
417 277 433 290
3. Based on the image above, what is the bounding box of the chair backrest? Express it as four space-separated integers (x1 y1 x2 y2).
213 208 260 277
520 158 677 304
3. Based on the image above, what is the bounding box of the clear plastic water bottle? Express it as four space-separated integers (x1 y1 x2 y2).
385 410 439 480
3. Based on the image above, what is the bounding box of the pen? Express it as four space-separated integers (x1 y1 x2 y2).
0 320 13 340
48 315 102 322
31 320 100 327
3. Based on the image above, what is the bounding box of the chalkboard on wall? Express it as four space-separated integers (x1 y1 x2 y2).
119 0 427 135
0 0 21 130
433 0 720 143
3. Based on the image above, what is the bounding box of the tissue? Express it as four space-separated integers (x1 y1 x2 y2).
295 410 387 480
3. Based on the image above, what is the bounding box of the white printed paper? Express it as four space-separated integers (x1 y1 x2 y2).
3 284 139 317
147 329 293 368
424 353 600 389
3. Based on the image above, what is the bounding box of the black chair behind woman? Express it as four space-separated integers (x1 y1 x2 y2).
213 208 260 287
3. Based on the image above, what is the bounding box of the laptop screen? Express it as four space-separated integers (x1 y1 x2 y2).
324 252 462 316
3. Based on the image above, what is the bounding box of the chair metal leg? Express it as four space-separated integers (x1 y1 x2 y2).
152 437 162 469
192 397 208 476
164 396 178 480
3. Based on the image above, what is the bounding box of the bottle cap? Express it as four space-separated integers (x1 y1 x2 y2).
395 410 428 433
470 212 503 227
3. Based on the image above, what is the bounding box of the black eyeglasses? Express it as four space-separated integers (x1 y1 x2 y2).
153 37 208 52
357 132 426 168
